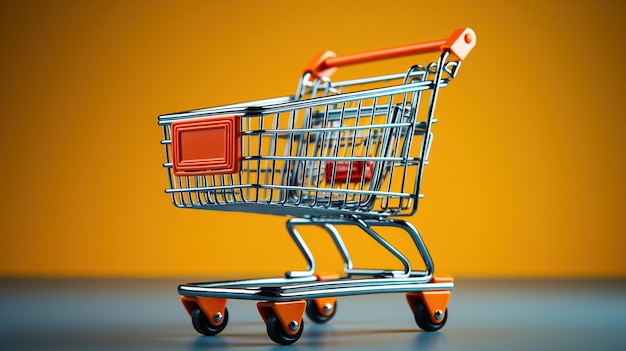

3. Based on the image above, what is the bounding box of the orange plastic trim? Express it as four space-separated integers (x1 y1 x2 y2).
429 274 454 284
422 291 451 324
171 115 241 176
257 300 306 335
180 296 228 326
406 291 451 325
312 297 337 317
196 297 228 326
314 272 341 281
442 27 476 61
180 296 197 317
303 50 337 80
311 272 339 316
305 27 476 79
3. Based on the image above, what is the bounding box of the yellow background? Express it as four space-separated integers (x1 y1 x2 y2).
1 0 624 278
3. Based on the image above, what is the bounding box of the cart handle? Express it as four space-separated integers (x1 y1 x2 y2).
304 27 476 80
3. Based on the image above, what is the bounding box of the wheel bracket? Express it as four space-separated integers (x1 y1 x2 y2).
257 300 306 335
182 296 228 326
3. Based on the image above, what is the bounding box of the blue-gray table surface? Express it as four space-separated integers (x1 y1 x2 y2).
1 278 625 351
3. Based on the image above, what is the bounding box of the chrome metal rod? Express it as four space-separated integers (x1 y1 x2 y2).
350 217 412 278
363 218 434 278
179 278 454 301
321 223 354 273
285 218 316 278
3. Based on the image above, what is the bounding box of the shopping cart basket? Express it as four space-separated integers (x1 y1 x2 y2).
159 27 475 344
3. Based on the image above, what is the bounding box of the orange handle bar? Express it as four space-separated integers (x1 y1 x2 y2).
304 27 476 80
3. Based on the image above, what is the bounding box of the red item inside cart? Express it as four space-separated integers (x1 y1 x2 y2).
325 160 374 183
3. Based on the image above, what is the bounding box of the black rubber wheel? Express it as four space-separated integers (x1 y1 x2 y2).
265 314 304 345
191 306 229 336
413 298 447 331
305 299 337 324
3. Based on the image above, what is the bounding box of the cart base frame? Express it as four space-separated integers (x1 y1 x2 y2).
178 216 453 344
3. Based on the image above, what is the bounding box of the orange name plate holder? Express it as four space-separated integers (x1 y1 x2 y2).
171 115 241 176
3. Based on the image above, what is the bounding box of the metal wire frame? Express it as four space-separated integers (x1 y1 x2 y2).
159 52 457 219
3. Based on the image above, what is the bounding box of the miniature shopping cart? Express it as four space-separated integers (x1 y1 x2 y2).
159 28 475 344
